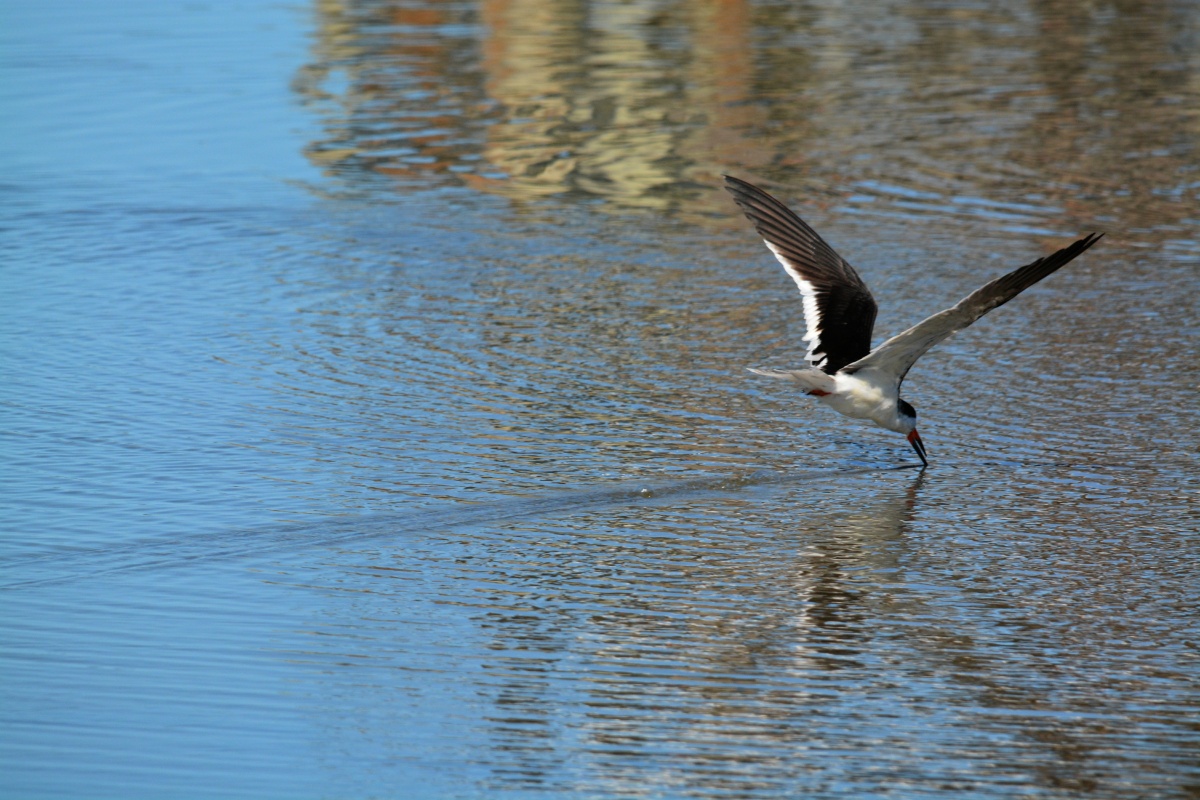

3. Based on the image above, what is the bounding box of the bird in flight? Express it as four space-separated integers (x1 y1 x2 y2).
724 175 1103 466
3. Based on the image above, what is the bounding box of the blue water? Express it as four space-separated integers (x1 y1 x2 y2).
3 1 1199 798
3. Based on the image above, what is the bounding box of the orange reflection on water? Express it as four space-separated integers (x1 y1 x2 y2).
297 0 1200 233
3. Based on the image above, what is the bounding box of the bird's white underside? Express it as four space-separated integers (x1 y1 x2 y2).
748 366 908 433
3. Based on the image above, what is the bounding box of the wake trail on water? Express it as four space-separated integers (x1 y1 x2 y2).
1 464 918 590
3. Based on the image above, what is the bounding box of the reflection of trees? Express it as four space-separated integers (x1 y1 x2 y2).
295 0 497 188
1016 0 1199 233
470 0 777 207
296 0 774 210
296 0 1197 229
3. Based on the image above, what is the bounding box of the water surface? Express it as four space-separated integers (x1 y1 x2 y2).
2 1 1198 798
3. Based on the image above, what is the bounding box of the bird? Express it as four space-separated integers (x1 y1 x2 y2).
723 175 1103 467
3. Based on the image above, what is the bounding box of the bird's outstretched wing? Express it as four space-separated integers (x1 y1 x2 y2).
724 175 878 374
844 233 1104 382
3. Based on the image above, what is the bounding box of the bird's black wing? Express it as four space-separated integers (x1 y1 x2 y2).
724 175 878 374
844 233 1104 383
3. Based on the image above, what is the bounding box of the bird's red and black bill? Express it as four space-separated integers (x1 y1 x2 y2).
907 429 928 467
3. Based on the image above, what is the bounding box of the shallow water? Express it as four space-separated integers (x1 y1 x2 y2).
2 1 1198 798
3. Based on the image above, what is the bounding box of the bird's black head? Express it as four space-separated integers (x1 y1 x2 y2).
897 398 916 420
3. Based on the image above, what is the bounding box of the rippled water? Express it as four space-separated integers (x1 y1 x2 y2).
3 1 1198 798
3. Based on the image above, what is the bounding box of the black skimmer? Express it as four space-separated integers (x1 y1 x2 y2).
724 175 1103 466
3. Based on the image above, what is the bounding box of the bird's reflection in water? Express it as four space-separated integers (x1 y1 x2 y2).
470 469 930 795
785 470 926 675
